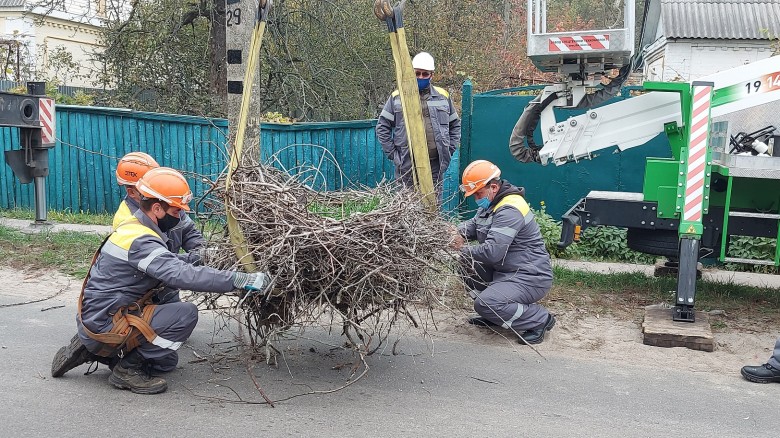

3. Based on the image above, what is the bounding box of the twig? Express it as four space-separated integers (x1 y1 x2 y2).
269 352 370 404
469 376 501 385
41 305 66 312
201 156 458 356
0 287 67 309
246 361 275 407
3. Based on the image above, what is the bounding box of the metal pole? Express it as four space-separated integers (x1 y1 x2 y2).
33 175 46 223
541 0 547 33
534 0 541 34
673 237 699 322
625 0 635 54
27 82 49 225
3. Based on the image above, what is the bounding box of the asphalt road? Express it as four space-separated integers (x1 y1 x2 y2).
0 292 776 438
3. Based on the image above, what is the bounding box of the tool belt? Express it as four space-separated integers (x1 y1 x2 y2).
77 236 162 358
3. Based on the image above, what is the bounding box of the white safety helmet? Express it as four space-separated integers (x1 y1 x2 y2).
412 52 435 71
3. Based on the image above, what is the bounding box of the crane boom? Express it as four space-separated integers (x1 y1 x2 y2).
536 56 780 165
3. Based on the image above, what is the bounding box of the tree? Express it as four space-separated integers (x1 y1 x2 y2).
94 0 225 116
53 0 630 119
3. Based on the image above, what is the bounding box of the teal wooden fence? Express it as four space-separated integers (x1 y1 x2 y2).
259 120 460 213
1 105 229 215
0 105 460 215
460 82 672 219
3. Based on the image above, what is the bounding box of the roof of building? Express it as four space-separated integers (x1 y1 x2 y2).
661 0 780 39
0 0 25 7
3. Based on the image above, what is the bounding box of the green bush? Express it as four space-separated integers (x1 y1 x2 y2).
536 200 777 270
533 202 653 264
8 81 94 106
533 202 570 256
725 236 778 273
576 226 655 264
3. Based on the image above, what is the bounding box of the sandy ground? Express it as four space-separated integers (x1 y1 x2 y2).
434 311 777 385
3 265 776 388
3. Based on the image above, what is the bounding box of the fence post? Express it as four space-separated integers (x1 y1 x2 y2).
460 79 473 172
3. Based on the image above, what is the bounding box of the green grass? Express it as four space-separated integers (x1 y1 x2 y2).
307 197 381 220
0 225 104 277
1 208 113 226
552 266 780 314
0 206 777 320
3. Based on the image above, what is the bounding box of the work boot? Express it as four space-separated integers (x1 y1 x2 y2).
108 350 168 395
518 314 556 345
51 334 102 377
467 316 499 327
741 363 780 384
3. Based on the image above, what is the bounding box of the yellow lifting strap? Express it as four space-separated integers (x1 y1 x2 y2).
224 1 272 273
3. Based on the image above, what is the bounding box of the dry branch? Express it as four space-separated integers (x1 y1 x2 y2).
200 151 460 357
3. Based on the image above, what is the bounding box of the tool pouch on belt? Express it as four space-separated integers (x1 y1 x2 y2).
77 236 163 358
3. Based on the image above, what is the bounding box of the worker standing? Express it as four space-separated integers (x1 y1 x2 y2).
375 52 461 197
113 152 205 266
451 160 555 344
51 168 271 394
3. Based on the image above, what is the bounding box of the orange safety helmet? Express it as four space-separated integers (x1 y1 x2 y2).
460 160 501 197
116 152 159 186
136 167 193 211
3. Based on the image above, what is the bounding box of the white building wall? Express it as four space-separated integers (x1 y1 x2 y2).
0 9 102 88
34 16 103 87
646 39 773 82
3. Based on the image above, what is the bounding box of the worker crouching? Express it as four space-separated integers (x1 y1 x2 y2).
451 160 555 344
51 167 270 394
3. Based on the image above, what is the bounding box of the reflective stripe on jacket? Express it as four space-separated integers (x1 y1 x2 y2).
375 85 461 181
79 210 235 334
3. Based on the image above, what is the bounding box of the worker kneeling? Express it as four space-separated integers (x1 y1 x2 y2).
51 167 270 394
452 160 555 344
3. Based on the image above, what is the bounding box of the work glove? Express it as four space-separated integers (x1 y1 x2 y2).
232 272 272 294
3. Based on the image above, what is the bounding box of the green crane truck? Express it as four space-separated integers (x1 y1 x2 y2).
513 0 780 322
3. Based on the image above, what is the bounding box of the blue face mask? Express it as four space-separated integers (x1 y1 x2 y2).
417 78 431 90
475 196 491 209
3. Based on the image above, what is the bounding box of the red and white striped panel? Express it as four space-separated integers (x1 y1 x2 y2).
39 97 55 144
548 35 609 52
683 85 713 222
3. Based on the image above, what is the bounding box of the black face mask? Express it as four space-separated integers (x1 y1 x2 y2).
157 213 181 232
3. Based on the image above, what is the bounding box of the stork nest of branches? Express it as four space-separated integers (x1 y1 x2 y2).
199 158 460 356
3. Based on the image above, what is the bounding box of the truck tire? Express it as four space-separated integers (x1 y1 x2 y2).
627 228 679 257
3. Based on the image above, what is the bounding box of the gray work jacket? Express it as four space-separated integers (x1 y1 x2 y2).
375 85 461 182
458 192 553 289
79 210 235 334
